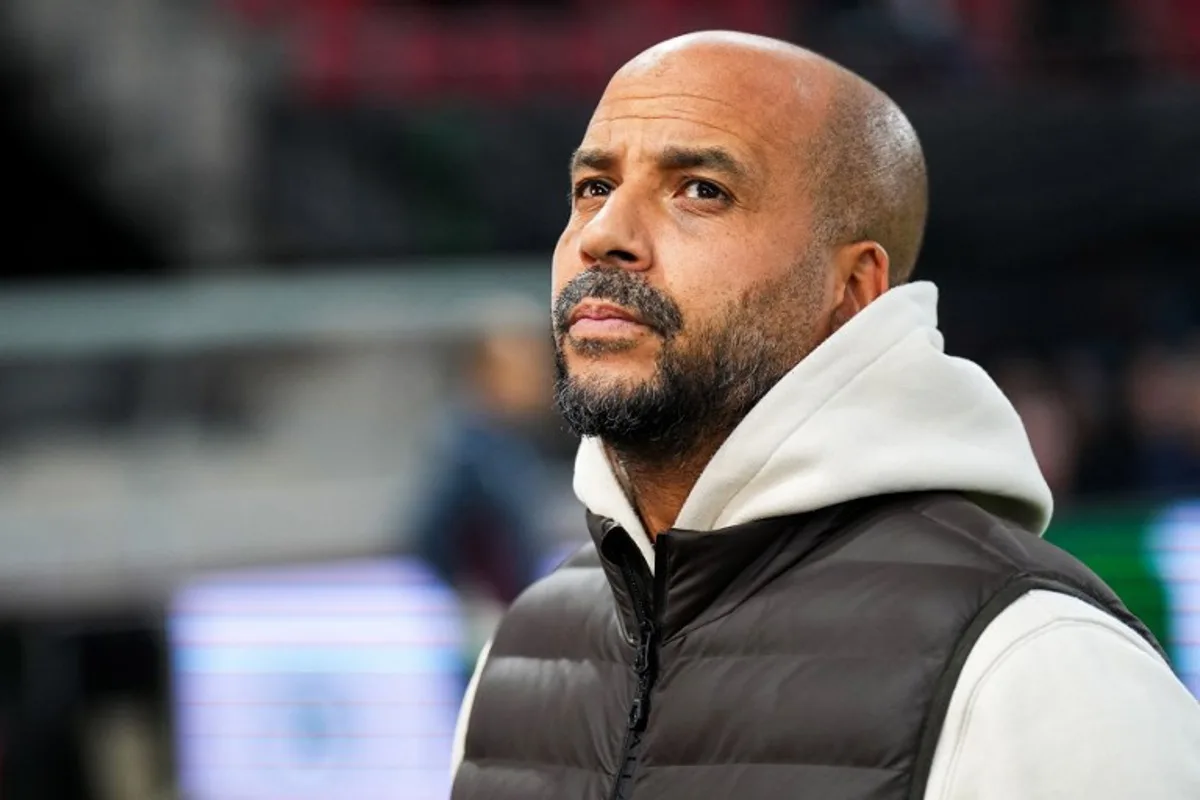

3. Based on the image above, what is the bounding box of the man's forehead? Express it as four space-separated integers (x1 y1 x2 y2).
585 93 768 150
578 98 810 188
588 60 826 148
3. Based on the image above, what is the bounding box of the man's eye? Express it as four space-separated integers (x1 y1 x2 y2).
573 179 611 200
683 180 728 202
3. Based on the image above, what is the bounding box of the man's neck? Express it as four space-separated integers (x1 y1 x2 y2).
606 439 724 539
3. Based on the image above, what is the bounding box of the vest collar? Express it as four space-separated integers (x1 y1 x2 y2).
588 501 861 641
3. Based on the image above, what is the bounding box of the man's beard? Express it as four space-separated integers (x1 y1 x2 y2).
552 262 825 464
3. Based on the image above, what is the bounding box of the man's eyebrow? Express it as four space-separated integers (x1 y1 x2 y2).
569 148 614 175
568 145 754 183
657 146 750 182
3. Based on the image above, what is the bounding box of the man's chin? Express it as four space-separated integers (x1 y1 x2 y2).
560 352 659 391
553 373 664 444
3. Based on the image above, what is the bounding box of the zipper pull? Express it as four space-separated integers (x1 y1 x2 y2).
633 635 651 675
629 694 649 731
629 627 655 731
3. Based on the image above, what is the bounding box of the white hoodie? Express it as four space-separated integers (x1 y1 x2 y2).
452 282 1200 798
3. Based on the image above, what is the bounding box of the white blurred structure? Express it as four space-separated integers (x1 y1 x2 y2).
0 265 582 613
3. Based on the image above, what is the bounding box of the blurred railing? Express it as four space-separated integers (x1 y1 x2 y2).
0 263 545 357
0 264 581 614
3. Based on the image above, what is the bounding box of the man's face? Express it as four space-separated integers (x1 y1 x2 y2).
551 43 836 455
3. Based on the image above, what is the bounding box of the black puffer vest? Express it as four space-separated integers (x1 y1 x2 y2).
453 492 1162 800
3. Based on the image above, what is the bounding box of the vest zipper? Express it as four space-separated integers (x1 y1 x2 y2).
609 549 659 800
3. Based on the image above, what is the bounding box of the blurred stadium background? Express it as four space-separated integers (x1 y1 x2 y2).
0 0 1198 798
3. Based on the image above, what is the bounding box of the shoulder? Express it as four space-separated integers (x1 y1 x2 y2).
845 493 1122 593
925 589 1200 800
853 492 1042 555
841 492 1033 558
489 542 614 655
508 542 605 613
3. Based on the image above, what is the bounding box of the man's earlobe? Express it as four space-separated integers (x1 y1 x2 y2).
849 241 889 303
829 291 860 335
833 241 889 326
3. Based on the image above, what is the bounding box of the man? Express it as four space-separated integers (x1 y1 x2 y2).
450 31 1200 800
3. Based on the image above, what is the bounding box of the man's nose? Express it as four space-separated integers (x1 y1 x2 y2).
576 190 652 273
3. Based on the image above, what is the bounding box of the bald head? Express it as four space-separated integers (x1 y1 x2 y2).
805 59 928 284
615 32 928 285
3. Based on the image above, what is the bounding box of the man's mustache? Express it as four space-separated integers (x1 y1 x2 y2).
552 269 684 338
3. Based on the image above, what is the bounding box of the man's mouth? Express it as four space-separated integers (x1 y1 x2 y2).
567 301 652 337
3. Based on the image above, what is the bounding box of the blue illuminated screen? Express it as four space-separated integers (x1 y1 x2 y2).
169 558 464 800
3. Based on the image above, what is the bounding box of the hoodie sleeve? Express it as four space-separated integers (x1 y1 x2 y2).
925 590 1200 800
450 637 492 781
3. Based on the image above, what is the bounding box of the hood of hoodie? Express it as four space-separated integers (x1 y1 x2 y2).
572 281 1053 571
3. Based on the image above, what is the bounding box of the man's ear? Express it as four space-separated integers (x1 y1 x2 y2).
829 241 889 332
